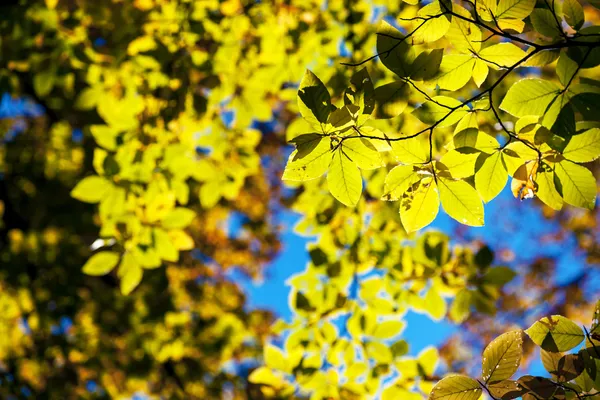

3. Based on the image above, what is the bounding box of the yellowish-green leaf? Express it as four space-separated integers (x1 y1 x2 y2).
472 59 489 87
423 286 446 320
154 228 178 262
428 375 481 400
438 177 485 226
372 320 405 339
372 81 410 120
282 135 331 181
265 344 287 371
377 21 415 78
500 78 561 117
530 8 563 38
562 128 600 163
496 0 535 19
412 1 451 43
298 70 332 126
555 159 597 210
343 138 383 170
71 176 113 203
381 165 420 201
440 150 480 178
328 147 363 207
557 52 579 87
413 96 469 128
525 315 584 352
162 208 196 229
479 43 526 69
563 0 584 30
400 177 439 232
475 151 508 202
482 330 523 383
410 49 444 80
433 55 476 91
118 252 143 295
391 136 429 164
498 18 526 33
446 4 481 53
82 251 120 276
536 163 563 210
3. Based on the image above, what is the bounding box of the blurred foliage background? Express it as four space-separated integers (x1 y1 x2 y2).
0 0 598 399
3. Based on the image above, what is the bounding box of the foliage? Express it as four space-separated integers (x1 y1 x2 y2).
429 301 600 400
0 0 598 399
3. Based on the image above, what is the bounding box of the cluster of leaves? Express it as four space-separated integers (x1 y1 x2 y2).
430 300 600 400
284 0 600 232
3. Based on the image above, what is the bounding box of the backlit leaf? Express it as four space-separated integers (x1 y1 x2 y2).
482 330 523 383
428 375 481 400
438 177 485 226
328 147 362 207
525 315 585 351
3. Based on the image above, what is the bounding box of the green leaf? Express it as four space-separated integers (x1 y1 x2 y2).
381 165 420 201
482 330 523 383
433 55 476 91
154 228 178 262
282 135 331 181
345 67 374 115
555 159 597 210
562 128 600 163
445 4 481 53
563 0 584 30
372 320 405 339
400 177 440 232
377 21 415 78
424 286 447 320
475 151 508 202
525 315 585 352
530 8 563 38
535 163 564 210
413 96 468 128
495 0 535 19
83 251 120 276
343 138 383 170
359 126 393 151
33 70 56 97
482 266 517 286
412 1 451 43
328 147 362 207
449 289 472 323
162 208 196 229
428 375 481 400
500 79 561 118
452 129 500 153
472 59 489 87
439 150 480 178
298 70 333 126
437 178 484 226
557 52 579 87
479 43 526 69
391 136 429 164
118 252 143 295
372 81 410 119
410 49 444 80
71 176 113 203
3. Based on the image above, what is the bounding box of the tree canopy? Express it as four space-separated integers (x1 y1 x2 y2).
0 0 599 399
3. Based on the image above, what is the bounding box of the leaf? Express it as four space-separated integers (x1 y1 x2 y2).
428 375 481 400
298 70 332 126
359 126 392 151
550 353 585 382
535 163 563 210
328 147 362 207
439 150 480 178
372 321 405 339
479 43 526 69
343 138 383 170
487 380 525 400
382 165 420 201
413 96 469 128
472 59 489 87
500 79 561 118
433 55 476 91
400 177 440 232
410 49 444 80
391 136 429 164
83 251 120 276
525 315 585 352
482 330 523 383
562 128 600 163
118 252 143 295
452 129 500 153
282 136 332 181
555 160 597 210
481 266 517 286
377 21 415 78
475 151 508 202
449 289 472 323
563 0 584 30
530 8 563 38
498 18 526 33
412 2 451 44
372 81 410 119
557 52 579 87
445 4 481 53
438 177 485 226
71 176 113 203
424 286 447 320
495 0 535 19
517 376 563 399
154 228 178 262
162 208 196 229
345 67 375 115
264 344 286 371
33 71 56 97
